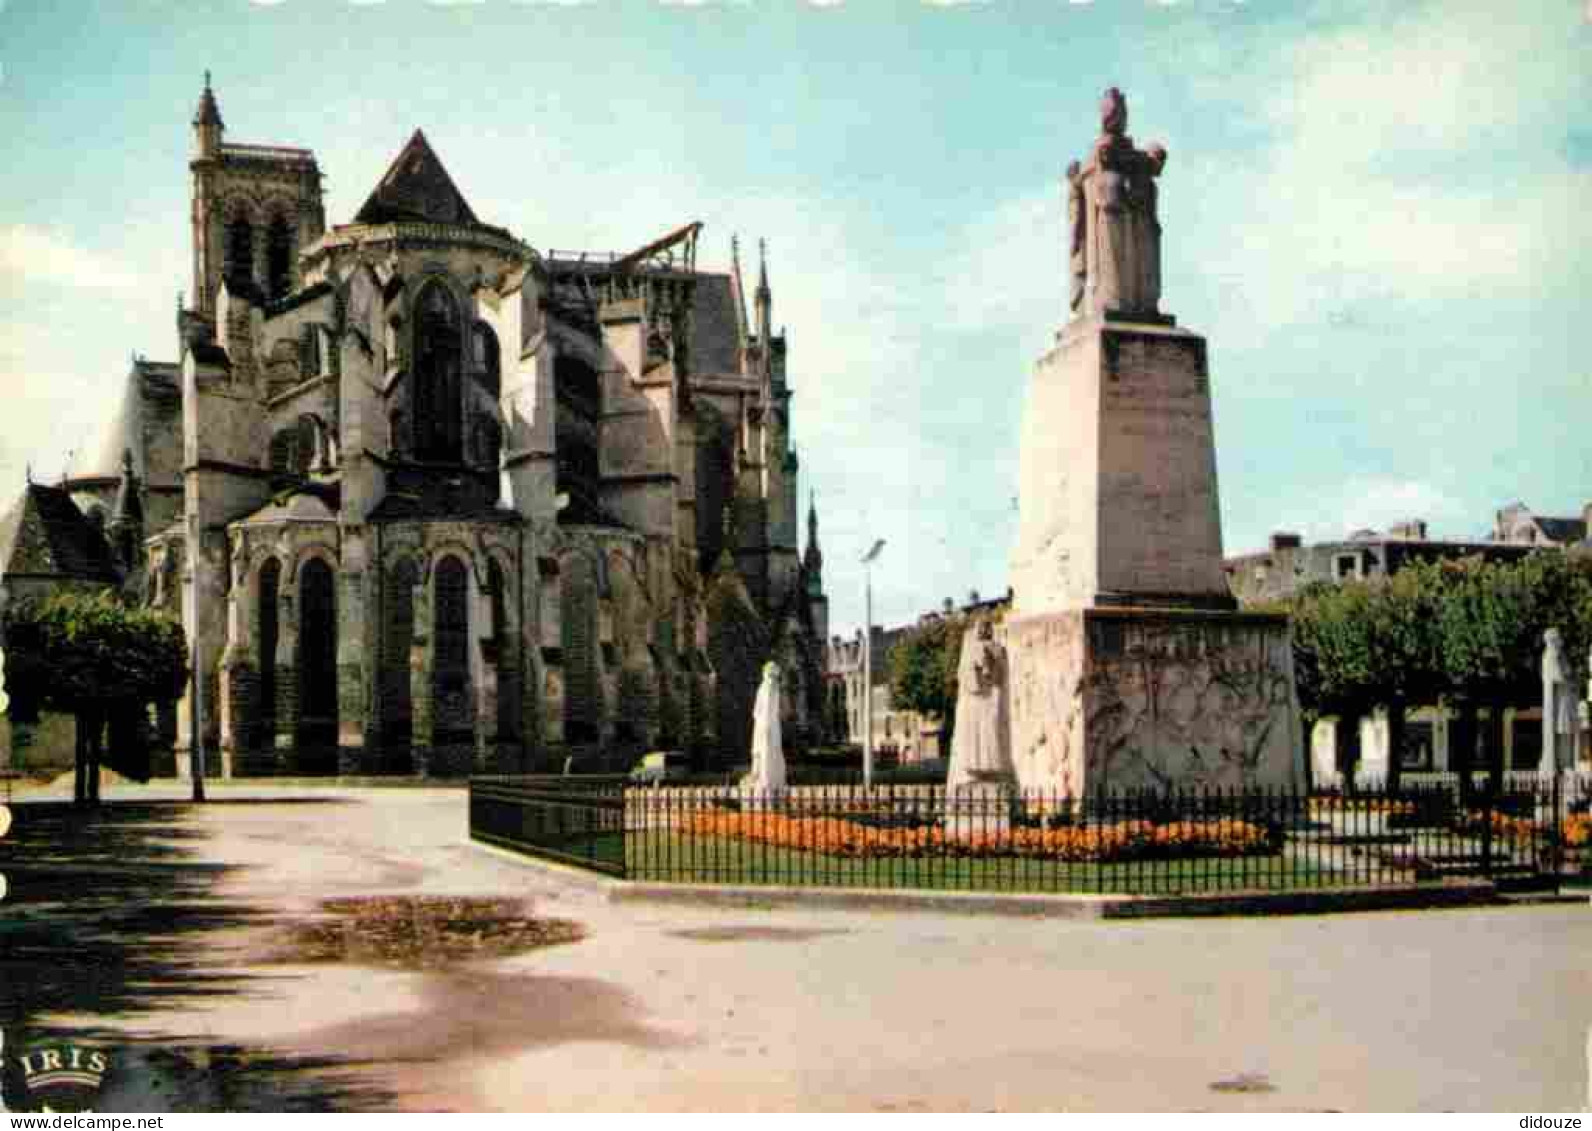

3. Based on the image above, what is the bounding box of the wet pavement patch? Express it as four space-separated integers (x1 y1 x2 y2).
1209 1073 1277 1094
667 925 850 943
264 896 584 970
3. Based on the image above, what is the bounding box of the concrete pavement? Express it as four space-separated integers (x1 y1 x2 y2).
5 782 1589 1111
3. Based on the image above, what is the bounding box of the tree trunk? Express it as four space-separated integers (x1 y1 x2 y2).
1385 700 1406 793
1484 699 1507 784
73 714 88 806
88 710 103 805
1337 712 1360 794
1450 701 1476 806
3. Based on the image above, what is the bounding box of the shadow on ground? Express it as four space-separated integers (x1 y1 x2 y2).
0 800 397 1111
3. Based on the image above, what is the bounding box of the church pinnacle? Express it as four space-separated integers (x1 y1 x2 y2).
803 489 823 578
193 70 223 128
192 70 224 159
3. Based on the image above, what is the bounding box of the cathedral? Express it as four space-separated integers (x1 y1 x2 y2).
25 76 832 776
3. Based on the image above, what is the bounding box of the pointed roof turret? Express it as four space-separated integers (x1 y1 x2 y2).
803 489 823 577
355 129 480 227
193 70 224 128
729 235 751 350
110 448 142 528
755 238 773 387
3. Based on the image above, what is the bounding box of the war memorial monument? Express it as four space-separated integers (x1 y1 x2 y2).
954 88 1307 798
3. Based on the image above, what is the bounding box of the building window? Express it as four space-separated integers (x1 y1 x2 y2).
257 558 280 747
381 559 418 755
555 354 602 519
433 556 472 744
266 213 293 300
473 413 502 476
224 213 254 294
413 281 463 462
298 557 338 758
473 322 501 397
1333 553 1361 582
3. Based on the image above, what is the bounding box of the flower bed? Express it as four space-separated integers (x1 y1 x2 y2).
1563 814 1591 849
682 811 1279 862
1450 810 1592 849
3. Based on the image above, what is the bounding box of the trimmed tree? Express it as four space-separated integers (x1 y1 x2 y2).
1436 552 1592 790
887 615 969 752
3 591 188 805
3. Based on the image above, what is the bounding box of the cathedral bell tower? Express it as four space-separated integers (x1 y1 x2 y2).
187 73 325 320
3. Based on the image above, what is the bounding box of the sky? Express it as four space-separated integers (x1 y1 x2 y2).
0 0 1588 640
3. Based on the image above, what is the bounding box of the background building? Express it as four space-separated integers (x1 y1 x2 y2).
1224 513 1591 784
824 588 1008 765
2 78 832 778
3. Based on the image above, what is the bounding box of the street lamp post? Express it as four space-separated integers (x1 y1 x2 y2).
860 539 885 790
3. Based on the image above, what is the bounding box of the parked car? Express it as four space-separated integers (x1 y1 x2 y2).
629 750 690 786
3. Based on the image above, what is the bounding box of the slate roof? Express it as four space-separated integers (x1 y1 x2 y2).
367 480 520 524
64 361 181 488
0 484 119 582
234 485 341 527
690 273 743 376
355 130 481 227
555 492 629 530
1536 516 1588 545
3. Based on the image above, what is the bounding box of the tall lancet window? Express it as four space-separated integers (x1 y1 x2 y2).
224 213 254 294
413 281 463 462
266 213 293 300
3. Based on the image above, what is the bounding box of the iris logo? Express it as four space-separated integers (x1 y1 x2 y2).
1 1033 111 1113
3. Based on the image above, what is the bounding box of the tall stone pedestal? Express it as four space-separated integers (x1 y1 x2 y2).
1005 607 1304 796
1011 315 1230 614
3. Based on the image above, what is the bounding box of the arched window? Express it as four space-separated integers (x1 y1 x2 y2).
694 415 734 574
225 213 255 294
389 405 408 459
298 557 338 764
433 556 472 744
473 322 501 397
486 557 507 643
266 213 293 300
473 413 502 475
555 354 601 520
561 553 601 744
269 430 297 479
257 558 280 747
296 414 321 473
485 557 516 744
413 281 462 462
381 559 418 759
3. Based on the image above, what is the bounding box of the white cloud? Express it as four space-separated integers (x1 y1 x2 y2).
1176 6 1590 333
0 226 143 292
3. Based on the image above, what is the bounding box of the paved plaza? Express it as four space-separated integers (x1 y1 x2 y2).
3 783 1589 1112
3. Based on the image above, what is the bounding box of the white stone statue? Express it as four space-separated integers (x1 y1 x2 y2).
1541 627 1579 775
947 619 1014 791
743 660 787 794
1072 86 1168 320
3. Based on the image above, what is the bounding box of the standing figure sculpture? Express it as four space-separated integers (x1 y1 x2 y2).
743 660 787 795
1068 86 1168 320
1541 628 1580 775
947 619 1013 791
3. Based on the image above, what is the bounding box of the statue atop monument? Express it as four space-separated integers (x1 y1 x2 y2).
1068 86 1168 320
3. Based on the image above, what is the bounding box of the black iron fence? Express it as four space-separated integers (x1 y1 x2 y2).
469 773 1592 896
470 775 627 876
